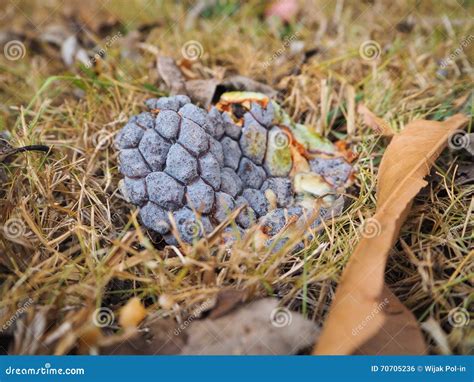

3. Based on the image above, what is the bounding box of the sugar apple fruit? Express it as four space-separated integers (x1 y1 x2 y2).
115 91 353 245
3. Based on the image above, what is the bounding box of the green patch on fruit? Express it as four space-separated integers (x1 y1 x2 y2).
265 127 293 176
290 123 336 155
272 102 336 155
219 91 337 155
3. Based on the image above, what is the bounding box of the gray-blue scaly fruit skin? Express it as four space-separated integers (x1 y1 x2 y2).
116 94 352 245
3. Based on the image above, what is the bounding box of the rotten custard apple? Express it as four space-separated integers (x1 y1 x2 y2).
115 92 354 245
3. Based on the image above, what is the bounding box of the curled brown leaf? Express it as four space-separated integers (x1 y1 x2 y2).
357 103 394 137
314 114 469 355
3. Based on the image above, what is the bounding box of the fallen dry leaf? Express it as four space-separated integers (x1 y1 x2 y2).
120 30 142 60
357 103 394 137
186 76 277 108
222 75 277 98
101 298 317 355
314 114 469 355
207 288 248 319
181 298 319 355
156 55 187 94
154 55 277 107
100 317 183 355
185 79 221 108
119 297 147 329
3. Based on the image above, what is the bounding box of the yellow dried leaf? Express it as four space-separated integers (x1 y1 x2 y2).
119 297 147 329
314 114 469 355
358 103 394 137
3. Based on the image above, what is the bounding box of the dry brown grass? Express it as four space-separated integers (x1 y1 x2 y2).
0 0 472 355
